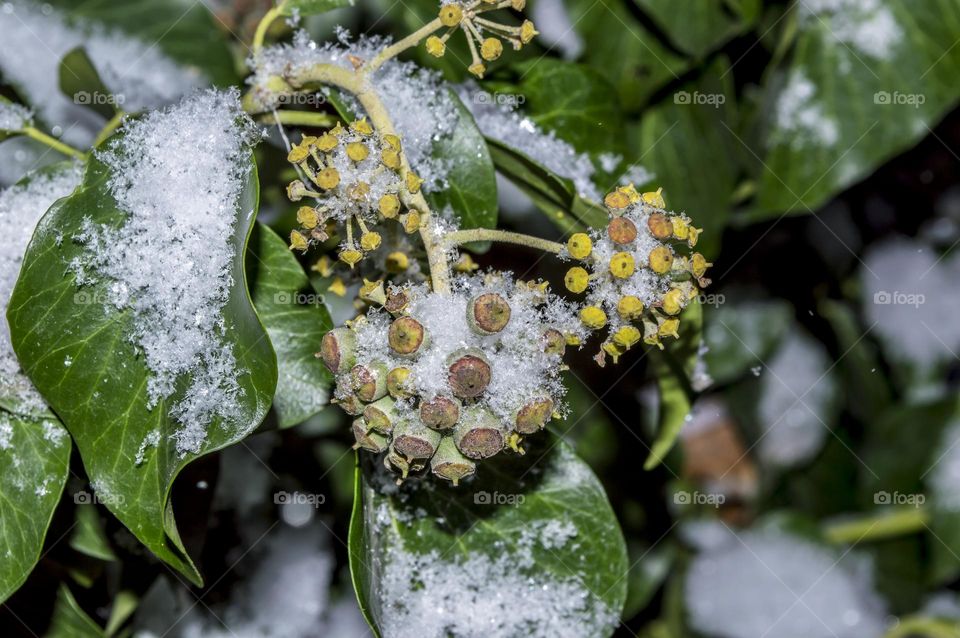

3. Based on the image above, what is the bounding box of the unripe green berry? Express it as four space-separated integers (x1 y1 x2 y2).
352 419 389 453
393 419 443 460
319 327 356 374
386 366 413 398
351 360 388 402
388 316 428 357
419 395 461 430
430 437 476 486
363 396 397 434
514 396 554 434
454 406 507 459
447 349 492 398
467 292 511 334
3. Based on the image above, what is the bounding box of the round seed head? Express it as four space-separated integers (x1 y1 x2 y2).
608 217 638 244
609 252 636 279
617 295 644 321
567 233 592 259
454 407 507 459
316 167 340 190
393 419 442 459
351 118 374 136
515 397 554 434
296 206 319 229
662 288 685 315
648 246 674 274
447 351 492 398
439 3 463 26
647 213 673 239
287 144 309 163
405 172 423 194
468 293 511 334
337 392 365 416
315 133 338 152
339 247 363 268
363 396 397 434
468 63 486 78
381 148 402 170
520 20 538 44
346 141 369 162
419 396 461 430
671 216 689 240
481 37 503 61
580 305 607 330
360 231 382 252
289 230 308 252
378 193 401 218
351 361 388 402
612 325 641 349
642 188 665 208
386 367 413 398
388 316 427 356
385 289 410 314
402 210 421 233
658 317 680 339
691 253 709 277
564 266 589 293
604 189 630 210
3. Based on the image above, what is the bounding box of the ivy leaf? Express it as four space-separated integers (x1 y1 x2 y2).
44 0 237 85
423 90 498 231
278 0 353 17
633 0 756 57
0 412 71 603
644 301 703 470
7 155 277 585
47 585 105 638
349 436 629 637
70 503 117 562
58 46 116 121
748 0 960 217
248 222 334 428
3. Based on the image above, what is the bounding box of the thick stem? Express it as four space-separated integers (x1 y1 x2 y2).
92 111 125 148
822 506 929 544
445 228 565 254
365 18 443 73
253 6 284 53
22 127 86 160
258 110 337 128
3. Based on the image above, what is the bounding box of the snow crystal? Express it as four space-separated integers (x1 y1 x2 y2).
756 331 835 468
0 163 84 414
72 90 262 455
775 69 839 148
530 0 585 60
929 420 960 511
248 31 457 191
798 0 902 59
0 100 31 131
0 0 206 145
0 416 11 450
685 530 886 638
861 236 960 374
134 429 160 466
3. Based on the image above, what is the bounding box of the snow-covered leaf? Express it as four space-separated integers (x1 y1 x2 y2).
348 437 629 637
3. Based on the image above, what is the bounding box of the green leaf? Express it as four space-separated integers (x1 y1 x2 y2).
633 0 755 57
703 293 793 386
59 47 116 121
47 585 105 638
0 412 71 603
44 0 237 86
622 543 675 620
248 222 334 428
70 503 117 562
633 58 740 258
424 91 498 231
644 301 702 470
487 139 608 232
278 0 352 17
7 155 277 585
748 0 960 217
349 437 629 637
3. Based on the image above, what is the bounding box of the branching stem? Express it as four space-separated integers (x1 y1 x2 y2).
252 6 284 53
444 229 564 254
22 127 86 160
365 18 443 73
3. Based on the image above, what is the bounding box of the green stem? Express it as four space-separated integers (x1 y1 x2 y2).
364 18 443 73
253 6 284 53
822 506 929 545
444 228 565 254
92 111 125 148
259 110 337 128
22 127 86 160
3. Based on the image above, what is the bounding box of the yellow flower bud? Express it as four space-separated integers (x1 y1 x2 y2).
315 167 340 190
604 189 630 210
287 144 309 163
360 231 382 252
351 118 374 136
379 193 401 218
381 148 402 170
617 295 644 321
520 20 538 44
289 230 308 252
602 340 626 364
691 253 710 277
564 266 590 293
580 305 607 330
642 187 665 209
613 325 641 349
328 277 347 297
481 37 503 61
662 288 685 315
405 171 423 194
346 142 369 162
648 246 674 274
402 211 421 234
296 206 319 229
359 279 386 305
609 252 636 279
687 226 702 247
658 317 680 339
671 217 689 240
567 233 592 259
386 251 409 273
439 3 463 27
315 133 338 152
339 247 363 268
426 35 446 57
311 255 333 277
468 63 486 78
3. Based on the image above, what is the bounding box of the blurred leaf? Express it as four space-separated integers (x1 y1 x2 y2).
622 543 675 620
703 295 793 386
104 590 138 637
7 154 276 586
349 437 629 637
279 0 352 17
248 223 333 428
747 0 960 218
633 0 756 57
645 301 702 470
59 47 116 121
45 0 237 85
47 585 104 638
633 57 739 258
70 504 117 562
0 413 70 603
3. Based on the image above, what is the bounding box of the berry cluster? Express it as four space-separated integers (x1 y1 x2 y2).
563 186 711 363
319 274 584 484
285 118 423 267
429 1 537 78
